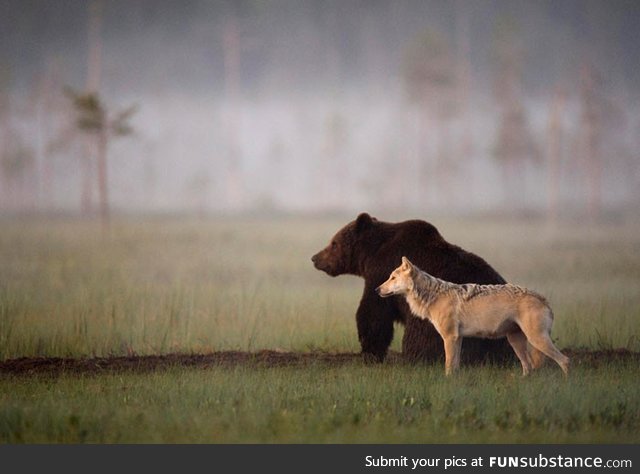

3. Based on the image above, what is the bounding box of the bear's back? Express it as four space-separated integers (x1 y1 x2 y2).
370 218 505 286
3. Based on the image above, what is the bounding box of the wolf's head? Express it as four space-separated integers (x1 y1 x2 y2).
376 256 416 297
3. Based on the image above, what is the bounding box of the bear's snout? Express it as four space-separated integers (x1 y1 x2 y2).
311 252 326 271
311 251 340 276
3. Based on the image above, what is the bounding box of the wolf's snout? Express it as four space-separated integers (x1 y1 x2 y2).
375 285 383 296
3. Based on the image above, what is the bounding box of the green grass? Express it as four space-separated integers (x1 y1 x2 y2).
2 362 638 443
0 216 366 359
1 214 639 443
1 215 639 359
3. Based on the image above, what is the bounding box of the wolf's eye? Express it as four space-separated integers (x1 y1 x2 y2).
391 276 395 280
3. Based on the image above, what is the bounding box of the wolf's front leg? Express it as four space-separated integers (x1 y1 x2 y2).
443 336 462 375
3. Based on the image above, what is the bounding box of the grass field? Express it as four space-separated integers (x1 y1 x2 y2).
1 214 639 443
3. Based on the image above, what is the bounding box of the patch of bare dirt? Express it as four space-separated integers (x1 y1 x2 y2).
0 351 365 377
0 349 637 377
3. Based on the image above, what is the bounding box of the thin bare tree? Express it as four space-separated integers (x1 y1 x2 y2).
221 12 243 210
546 86 566 222
491 17 538 211
579 64 604 221
403 28 457 208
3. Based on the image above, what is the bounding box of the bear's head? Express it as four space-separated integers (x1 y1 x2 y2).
311 212 377 277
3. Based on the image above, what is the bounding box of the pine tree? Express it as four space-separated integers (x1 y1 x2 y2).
66 88 136 231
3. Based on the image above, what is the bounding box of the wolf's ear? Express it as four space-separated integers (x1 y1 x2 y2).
401 256 413 269
355 212 373 232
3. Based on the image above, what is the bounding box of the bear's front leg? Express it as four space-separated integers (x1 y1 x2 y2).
401 315 445 363
356 284 395 363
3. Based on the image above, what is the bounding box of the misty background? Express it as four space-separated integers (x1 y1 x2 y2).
1 0 640 218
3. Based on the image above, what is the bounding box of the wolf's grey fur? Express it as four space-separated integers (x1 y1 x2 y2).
377 257 569 376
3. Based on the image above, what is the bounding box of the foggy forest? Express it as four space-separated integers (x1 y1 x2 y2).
1 0 639 218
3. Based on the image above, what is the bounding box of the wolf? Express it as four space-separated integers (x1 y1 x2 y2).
310 213 511 363
376 257 569 376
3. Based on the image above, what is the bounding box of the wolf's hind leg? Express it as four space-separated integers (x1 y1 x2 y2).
518 306 569 375
522 330 569 376
527 343 546 369
506 330 532 376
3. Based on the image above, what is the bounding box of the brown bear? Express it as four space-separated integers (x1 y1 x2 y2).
311 212 514 363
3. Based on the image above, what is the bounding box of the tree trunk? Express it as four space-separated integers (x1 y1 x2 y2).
0 101 9 210
222 15 243 210
435 118 453 208
87 1 103 94
417 107 432 208
36 63 55 211
454 0 473 160
547 86 565 222
580 65 602 221
81 139 94 214
96 129 109 232
80 1 103 216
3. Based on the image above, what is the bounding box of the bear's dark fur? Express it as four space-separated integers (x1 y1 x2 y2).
311 213 513 363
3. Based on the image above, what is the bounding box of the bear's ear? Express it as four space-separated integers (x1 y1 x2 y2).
355 212 373 232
